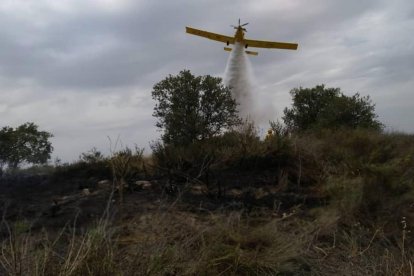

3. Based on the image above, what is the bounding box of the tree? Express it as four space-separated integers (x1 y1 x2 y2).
0 126 14 172
79 147 105 163
0 122 53 171
152 70 241 146
283 85 383 131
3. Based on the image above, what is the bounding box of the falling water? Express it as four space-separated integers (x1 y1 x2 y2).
224 43 277 125
224 42 254 119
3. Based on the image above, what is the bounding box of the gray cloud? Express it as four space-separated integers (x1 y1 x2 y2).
1 0 413 161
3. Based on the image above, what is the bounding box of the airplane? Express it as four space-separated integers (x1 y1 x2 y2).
186 19 298 56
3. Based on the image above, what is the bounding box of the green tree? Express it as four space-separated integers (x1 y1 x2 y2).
0 126 14 171
0 122 53 171
283 85 383 131
152 70 241 146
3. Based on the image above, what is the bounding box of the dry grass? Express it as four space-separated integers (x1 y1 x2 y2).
116 210 311 275
1 202 413 275
0 218 116 276
0 207 312 275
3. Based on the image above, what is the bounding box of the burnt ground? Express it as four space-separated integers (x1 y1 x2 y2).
0 174 159 232
0 170 326 236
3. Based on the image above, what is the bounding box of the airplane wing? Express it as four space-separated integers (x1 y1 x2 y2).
244 38 298 50
186 27 235 44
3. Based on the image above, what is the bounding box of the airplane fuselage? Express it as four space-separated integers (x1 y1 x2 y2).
234 27 245 43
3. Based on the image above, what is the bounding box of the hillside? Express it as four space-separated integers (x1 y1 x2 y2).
0 128 413 275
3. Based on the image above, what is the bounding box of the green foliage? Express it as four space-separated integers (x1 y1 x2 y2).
79 147 105 163
283 85 383 132
0 122 53 171
152 70 241 146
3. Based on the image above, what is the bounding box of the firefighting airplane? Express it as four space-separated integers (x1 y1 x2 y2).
186 19 298 56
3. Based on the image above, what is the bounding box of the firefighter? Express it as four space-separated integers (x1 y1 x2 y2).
265 129 273 141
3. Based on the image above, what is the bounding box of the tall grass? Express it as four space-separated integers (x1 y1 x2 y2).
0 218 116 276
1 204 412 275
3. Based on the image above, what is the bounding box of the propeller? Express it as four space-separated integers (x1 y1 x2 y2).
231 19 249 30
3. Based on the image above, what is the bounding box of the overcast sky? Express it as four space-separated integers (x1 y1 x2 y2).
1 0 413 162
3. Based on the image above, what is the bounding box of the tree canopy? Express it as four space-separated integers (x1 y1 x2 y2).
152 70 241 146
0 122 53 171
283 85 383 131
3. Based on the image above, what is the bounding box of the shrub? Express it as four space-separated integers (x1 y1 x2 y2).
283 85 383 132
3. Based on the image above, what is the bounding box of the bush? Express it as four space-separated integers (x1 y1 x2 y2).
283 85 383 132
296 129 414 224
52 148 111 182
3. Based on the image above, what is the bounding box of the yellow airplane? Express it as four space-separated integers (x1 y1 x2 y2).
186 19 298 56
